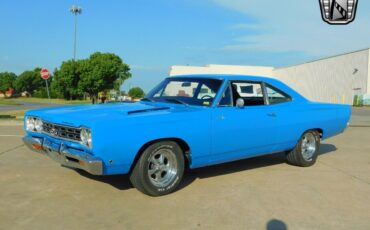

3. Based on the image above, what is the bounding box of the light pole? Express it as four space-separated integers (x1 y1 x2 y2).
70 5 82 61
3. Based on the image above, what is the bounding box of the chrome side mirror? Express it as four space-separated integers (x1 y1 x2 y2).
236 98 244 108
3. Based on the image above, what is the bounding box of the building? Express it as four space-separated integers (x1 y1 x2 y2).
170 48 370 105
170 65 274 78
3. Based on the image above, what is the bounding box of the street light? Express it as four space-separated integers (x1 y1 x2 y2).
70 5 82 61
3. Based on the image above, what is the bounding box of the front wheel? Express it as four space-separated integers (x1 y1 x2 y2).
286 130 320 167
130 141 184 196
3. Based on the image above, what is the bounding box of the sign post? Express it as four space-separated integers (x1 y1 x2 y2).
40 68 50 99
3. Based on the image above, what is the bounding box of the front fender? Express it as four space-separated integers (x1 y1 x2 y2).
92 110 212 175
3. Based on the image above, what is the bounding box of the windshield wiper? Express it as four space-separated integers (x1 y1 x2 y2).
141 97 155 102
164 98 188 106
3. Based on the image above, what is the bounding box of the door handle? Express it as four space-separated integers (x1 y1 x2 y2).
267 112 277 117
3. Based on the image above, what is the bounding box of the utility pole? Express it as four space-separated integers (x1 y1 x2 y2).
69 5 82 101
70 5 82 61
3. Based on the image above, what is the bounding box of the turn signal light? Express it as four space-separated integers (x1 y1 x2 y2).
32 144 43 150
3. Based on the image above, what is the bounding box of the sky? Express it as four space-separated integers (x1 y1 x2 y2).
0 0 369 92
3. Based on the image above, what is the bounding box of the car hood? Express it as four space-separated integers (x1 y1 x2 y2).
25 102 183 127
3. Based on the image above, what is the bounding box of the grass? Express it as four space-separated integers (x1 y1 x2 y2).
0 97 90 105
0 98 23 105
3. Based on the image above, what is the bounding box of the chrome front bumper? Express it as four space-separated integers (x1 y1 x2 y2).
23 135 103 175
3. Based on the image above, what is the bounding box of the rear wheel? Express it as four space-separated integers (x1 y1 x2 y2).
130 141 184 196
286 130 320 167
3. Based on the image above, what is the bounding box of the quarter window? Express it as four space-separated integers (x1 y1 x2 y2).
266 84 291 104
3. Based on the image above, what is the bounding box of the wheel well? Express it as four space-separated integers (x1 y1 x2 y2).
313 128 323 138
129 138 191 174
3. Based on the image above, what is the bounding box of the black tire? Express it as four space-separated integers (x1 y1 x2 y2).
130 141 185 196
286 130 320 167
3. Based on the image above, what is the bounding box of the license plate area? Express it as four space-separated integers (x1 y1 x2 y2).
43 138 61 153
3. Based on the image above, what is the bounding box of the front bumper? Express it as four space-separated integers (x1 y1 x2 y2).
23 135 103 175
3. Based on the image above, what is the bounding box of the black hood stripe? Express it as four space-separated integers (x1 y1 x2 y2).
127 107 170 115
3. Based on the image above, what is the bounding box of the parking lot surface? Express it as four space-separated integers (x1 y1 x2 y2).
1 111 370 229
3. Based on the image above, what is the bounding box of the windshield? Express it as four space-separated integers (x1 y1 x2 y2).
144 77 223 107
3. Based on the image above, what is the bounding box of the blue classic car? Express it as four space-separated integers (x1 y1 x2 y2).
23 75 351 196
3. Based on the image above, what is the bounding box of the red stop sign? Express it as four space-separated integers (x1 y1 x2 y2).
40 68 50 80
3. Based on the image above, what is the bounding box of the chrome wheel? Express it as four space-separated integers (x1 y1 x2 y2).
301 132 317 161
147 149 178 188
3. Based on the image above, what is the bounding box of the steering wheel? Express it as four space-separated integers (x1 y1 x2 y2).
201 95 213 100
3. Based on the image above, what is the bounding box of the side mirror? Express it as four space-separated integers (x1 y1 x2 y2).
236 98 244 108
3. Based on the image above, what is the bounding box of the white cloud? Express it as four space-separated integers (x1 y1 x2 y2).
212 0 370 56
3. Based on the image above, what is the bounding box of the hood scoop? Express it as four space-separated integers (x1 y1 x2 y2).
127 107 170 115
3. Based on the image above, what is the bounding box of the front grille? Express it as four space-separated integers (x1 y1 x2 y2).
43 121 81 141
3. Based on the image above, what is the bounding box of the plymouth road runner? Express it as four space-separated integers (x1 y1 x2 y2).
23 75 351 196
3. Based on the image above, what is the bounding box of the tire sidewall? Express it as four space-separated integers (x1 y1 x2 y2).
297 131 320 165
139 141 184 196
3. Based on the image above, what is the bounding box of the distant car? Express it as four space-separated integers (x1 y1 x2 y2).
23 75 351 196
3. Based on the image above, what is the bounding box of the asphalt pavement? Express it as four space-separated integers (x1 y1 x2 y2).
0 109 369 229
350 107 370 126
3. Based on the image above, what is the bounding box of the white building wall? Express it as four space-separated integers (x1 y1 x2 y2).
170 64 274 77
169 49 370 105
273 49 369 104
367 49 370 94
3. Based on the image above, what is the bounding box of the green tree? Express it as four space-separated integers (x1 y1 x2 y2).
52 60 82 100
0 72 17 97
128 87 145 99
114 64 131 91
14 68 44 96
78 52 131 103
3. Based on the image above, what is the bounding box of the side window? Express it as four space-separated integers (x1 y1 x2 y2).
266 84 291 104
231 82 265 106
232 82 264 98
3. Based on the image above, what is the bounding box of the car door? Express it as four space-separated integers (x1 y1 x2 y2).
211 81 278 164
264 83 297 152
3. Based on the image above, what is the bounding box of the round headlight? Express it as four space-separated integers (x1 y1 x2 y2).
26 117 35 131
80 128 92 148
34 118 43 132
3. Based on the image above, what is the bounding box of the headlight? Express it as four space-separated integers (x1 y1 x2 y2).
26 116 43 132
26 117 35 131
80 128 92 148
34 119 43 132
